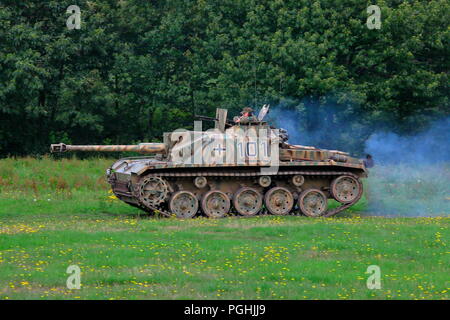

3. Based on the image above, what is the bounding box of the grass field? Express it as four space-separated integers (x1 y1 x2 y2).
0 157 448 300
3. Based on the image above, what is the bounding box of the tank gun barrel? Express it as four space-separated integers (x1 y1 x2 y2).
50 143 166 154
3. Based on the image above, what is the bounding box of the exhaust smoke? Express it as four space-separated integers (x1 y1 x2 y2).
265 99 449 217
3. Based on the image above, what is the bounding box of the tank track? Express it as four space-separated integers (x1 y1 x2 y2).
114 170 363 218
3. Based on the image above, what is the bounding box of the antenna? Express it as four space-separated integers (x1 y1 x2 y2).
253 57 257 108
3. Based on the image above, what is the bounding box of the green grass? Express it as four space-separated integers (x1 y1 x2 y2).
0 157 448 300
0 157 140 216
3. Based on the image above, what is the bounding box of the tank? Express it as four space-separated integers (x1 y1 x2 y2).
50 106 368 218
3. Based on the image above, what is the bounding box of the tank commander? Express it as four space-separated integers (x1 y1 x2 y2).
233 107 258 124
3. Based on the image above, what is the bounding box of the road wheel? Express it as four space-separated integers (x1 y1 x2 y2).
298 189 328 217
264 187 294 215
330 175 363 204
169 191 198 219
233 187 263 216
201 190 230 218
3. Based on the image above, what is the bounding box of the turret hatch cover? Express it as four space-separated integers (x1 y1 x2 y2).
257 104 270 121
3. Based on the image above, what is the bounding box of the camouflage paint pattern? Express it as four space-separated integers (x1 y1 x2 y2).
50 107 367 218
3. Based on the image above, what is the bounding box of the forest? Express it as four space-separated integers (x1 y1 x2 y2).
0 0 448 157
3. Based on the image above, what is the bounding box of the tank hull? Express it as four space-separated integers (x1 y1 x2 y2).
107 157 366 218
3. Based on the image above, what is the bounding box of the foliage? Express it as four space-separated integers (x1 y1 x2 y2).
0 0 449 156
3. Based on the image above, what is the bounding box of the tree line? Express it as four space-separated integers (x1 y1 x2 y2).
0 0 448 157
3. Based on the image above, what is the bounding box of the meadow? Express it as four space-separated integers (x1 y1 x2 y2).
0 157 448 300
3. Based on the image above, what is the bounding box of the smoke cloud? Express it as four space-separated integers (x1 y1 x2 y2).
365 118 450 164
264 100 449 217
364 117 450 217
264 97 370 154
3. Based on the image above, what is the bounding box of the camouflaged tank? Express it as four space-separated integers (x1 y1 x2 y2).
51 106 367 218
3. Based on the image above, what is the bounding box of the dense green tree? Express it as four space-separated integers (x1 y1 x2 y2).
0 0 448 156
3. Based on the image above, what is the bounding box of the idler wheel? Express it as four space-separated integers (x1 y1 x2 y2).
298 189 328 217
169 191 199 219
330 175 363 204
201 190 230 218
233 187 263 216
264 187 294 215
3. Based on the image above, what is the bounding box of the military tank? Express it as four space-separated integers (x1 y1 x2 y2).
51 106 367 218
